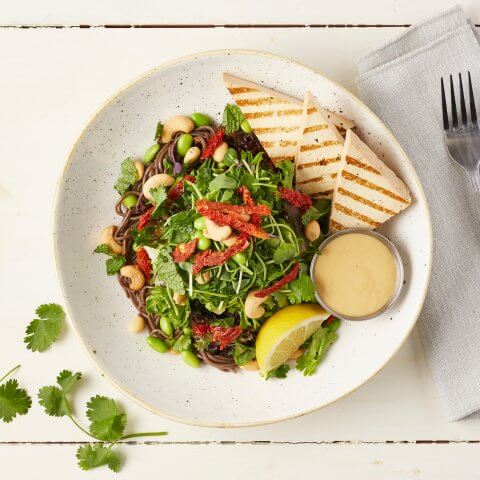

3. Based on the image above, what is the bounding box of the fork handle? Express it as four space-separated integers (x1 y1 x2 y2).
467 169 480 228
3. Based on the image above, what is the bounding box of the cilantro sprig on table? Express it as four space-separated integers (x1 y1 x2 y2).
0 365 32 423
38 370 167 473
24 303 65 352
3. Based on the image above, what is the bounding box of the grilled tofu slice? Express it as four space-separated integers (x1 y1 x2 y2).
296 91 345 199
222 73 354 164
329 129 411 232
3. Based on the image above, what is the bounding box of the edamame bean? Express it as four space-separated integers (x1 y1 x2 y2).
191 112 211 128
176 134 194 157
146 336 168 353
232 252 246 265
144 143 160 164
194 216 207 231
197 236 211 251
326 317 340 332
159 317 173 337
122 194 138 209
181 350 200 368
240 119 252 134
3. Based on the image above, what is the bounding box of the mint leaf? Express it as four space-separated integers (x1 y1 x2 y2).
150 185 168 219
77 444 121 473
24 303 65 352
296 328 338 376
155 249 185 294
106 256 126 275
222 104 245 134
233 344 256 367
86 395 127 441
0 378 32 423
114 157 138 196
266 364 290 380
287 273 316 304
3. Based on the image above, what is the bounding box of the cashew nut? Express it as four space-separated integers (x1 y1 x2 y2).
240 360 259 371
203 217 232 241
184 146 201 167
212 141 229 163
100 226 123 255
222 235 238 247
173 292 187 306
195 271 211 285
305 220 321 242
128 315 145 333
161 115 195 143
134 160 145 180
244 290 269 319
120 265 145 291
142 173 175 201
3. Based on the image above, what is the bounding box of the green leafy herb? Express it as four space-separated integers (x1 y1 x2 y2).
150 185 168 219
273 243 296 264
210 316 235 328
24 303 65 352
172 334 192 353
0 365 31 423
302 199 331 226
39 371 167 473
131 226 157 248
155 249 185 294
77 444 121 473
276 160 295 189
209 173 238 192
94 244 126 275
114 157 138 196
233 344 256 367
222 104 246 134
266 364 290 380
154 122 163 141
296 327 338 376
223 148 238 165
146 286 190 330
287 273 316 304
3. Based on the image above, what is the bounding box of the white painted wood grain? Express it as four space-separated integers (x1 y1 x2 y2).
2 443 480 479
1 0 479 25
1 27 479 445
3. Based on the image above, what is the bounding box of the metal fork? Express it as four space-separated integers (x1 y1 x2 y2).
441 72 480 225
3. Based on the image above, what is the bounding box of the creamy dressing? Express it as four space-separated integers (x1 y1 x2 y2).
313 233 397 318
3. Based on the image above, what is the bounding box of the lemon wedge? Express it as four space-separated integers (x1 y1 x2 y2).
256 304 330 376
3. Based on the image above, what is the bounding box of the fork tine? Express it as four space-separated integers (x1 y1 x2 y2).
468 71 478 124
441 77 449 130
459 73 468 127
450 74 458 129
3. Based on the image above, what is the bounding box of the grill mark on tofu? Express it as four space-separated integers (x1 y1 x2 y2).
330 219 346 230
228 87 257 94
296 156 341 170
270 155 296 162
337 187 397 215
346 155 381 175
244 108 301 119
255 126 300 134
303 124 328 134
312 189 334 198
297 176 325 185
280 140 297 147
300 140 341 152
341 171 411 205
236 97 290 107
261 141 275 148
334 202 380 227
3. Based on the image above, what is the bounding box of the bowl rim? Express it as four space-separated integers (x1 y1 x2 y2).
310 229 405 321
52 48 433 428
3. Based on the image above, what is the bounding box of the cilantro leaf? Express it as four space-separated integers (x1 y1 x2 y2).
57 370 83 394
302 199 331 226
86 395 127 441
155 249 185 294
154 121 163 141
296 327 338 376
77 444 121 473
38 370 82 417
24 303 65 352
266 364 290 380
0 378 32 423
222 104 245 134
114 157 138 196
150 185 168 219
287 273 316 304
233 344 256 367
94 244 126 275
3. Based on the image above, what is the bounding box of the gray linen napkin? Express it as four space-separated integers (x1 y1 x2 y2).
356 5 480 421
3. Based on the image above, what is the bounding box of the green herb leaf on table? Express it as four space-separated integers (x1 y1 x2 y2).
296 327 338 376
114 157 138 196
266 364 290 380
94 244 126 276
77 443 122 473
150 185 168 219
0 365 32 423
233 344 256 367
38 370 82 417
302 199 331 226
86 395 127 441
287 273 316 304
24 303 65 352
222 104 246 134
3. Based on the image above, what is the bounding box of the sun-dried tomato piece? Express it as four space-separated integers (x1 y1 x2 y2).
238 185 261 226
172 238 198 263
254 262 300 298
135 247 152 282
200 129 224 160
211 325 243 350
192 323 211 337
167 175 196 202
137 207 155 231
278 187 313 212
196 205 269 240
196 199 270 216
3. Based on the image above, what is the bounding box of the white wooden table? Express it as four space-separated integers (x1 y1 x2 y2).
2 2 480 478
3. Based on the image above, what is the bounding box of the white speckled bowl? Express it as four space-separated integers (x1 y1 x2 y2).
54 50 432 427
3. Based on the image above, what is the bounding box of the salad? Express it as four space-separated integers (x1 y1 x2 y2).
95 105 337 376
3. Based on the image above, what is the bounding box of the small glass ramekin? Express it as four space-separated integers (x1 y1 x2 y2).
309 229 404 321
